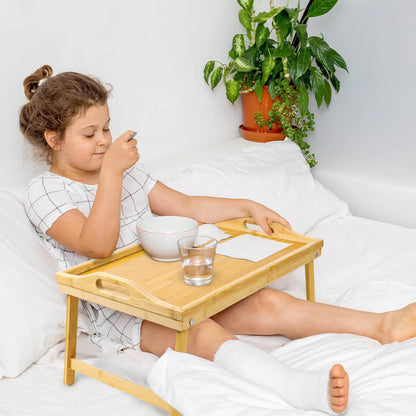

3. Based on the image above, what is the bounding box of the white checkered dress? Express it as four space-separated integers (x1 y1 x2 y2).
25 164 156 351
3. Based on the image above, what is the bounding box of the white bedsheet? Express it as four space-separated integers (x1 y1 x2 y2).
1 213 416 415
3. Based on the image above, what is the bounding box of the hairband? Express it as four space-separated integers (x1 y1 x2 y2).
38 78 48 87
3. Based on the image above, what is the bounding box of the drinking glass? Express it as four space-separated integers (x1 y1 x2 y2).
177 236 217 286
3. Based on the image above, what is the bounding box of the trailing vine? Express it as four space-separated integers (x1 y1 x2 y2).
254 76 317 167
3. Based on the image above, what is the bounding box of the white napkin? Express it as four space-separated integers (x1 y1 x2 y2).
216 234 291 262
198 224 231 241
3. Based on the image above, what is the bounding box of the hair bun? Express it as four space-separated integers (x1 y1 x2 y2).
23 65 54 100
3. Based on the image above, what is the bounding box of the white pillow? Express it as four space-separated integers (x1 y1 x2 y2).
0 188 66 378
163 140 349 234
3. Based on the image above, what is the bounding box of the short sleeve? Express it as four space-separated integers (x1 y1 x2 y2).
25 176 77 234
124 164 157 195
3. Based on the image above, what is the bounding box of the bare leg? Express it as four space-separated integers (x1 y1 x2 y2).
379 303 416 343
141 318 236 361
212 288 416 344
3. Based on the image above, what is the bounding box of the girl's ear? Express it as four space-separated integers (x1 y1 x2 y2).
44 131 61 151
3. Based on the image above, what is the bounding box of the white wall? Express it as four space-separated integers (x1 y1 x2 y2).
305 0 416 228
1 0 415 228
0 0 242 188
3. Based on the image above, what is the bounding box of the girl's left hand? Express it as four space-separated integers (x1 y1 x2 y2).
248 202 291 235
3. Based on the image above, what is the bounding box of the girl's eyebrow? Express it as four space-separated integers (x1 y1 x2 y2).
79 118 111 131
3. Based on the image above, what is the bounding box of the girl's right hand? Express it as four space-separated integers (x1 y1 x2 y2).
102 130 140 175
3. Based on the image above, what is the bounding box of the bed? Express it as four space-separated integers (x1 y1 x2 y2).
1 138 415 415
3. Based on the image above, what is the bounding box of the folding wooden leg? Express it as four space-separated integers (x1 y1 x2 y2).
305 261 316 302
174 329 189 353
164 329 190 416
64 294 79 385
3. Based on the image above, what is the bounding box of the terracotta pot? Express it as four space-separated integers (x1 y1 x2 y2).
239 125 285 143
241 86 283 134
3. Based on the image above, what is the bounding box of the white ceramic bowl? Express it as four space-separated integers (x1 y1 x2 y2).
136 216 198 261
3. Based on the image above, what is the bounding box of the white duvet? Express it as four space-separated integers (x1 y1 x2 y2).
1 140 415 415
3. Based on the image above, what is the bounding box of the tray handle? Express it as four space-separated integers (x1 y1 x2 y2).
58 271 180 312
216 217 315 244
95 274 134 300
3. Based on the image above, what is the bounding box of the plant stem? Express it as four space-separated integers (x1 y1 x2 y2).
241 86 256 93
270 0 290 81
282 58 290 80
300 0 315 24
292 0 316 50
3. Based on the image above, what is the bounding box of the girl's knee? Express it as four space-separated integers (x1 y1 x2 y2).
254 288 293 313
188 318 235 360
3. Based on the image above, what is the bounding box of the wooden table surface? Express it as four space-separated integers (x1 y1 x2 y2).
56 218 323 331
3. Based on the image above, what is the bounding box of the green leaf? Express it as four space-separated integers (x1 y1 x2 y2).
210 66 223 90
316 60 330 79
234 71 246 84
225 79 241 104
229 49 237 59
242 45 259 66
237 0 254 11
254 79 264 102
297 85 309 117
288 57 297 82
268 81 280 100
203 61 215 84
255 24 270 49
330 48 348 72
254 7 284 23
323 79 332 106
310 67 326 107
274 9 291 41
232 34 246 57
330 73 340 92
309 36 335 74
273 41 295 58
234 56 257 72
306 0 338 18
286 7 299 21
294 48 311 80
262 56 276 84
239 9 252 31
295 24 308 47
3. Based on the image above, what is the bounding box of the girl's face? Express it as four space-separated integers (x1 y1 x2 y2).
51 103 112 183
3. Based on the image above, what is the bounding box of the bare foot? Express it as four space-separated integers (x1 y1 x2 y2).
328 364 349 414
381 302 416 343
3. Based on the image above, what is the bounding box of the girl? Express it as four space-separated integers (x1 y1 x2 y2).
21 65 416 415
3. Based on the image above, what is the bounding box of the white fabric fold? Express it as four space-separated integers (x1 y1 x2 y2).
146 348 298 416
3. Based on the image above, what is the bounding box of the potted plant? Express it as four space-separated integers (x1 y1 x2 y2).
204 0 348 167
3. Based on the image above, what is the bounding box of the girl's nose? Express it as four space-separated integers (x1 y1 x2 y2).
96 133 107 146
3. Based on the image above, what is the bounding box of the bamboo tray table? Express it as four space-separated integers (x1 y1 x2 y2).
56 217 323 416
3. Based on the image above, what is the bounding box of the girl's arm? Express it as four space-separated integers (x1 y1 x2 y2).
148 181 291 235
46 132 139 258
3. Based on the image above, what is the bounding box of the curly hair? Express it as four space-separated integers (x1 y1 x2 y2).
19 65 111 164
